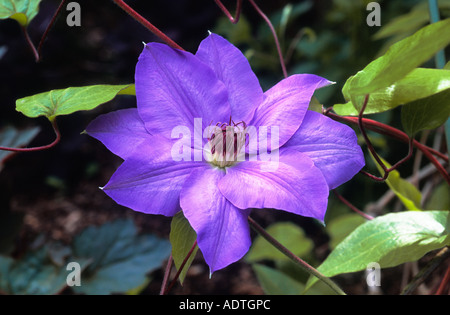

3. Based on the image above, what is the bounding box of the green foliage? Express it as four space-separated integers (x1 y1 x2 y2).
15 84 135 121
344 18 450 100
0 245 90 295
0 0 42 26
401 88 450 136
371 155 422 211
169 212 198 284
0 219 171 295
334 68 450 115
71 219 171 295
316 211 450 278
246 222 313 263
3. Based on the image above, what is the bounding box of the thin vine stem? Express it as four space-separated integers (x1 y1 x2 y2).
324 110 450 185
356 94 415 182
161 240 198 295
248 216 346 295
112 0 184 51
159 253 174 295
214 0 243 24
37 0 67 61
333 190 374 220
21 26 39 62
0 119 61 152
401 247 450 295
247 0 288 78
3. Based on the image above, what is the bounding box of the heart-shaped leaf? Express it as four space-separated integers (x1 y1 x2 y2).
0 0 42 26
15 84 135 121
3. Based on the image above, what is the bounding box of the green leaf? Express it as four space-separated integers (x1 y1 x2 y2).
252 264 305 295
0 125 40 171
246 222 313 262
0 245 90 295
335 68 450 116
345 19 450 100
15 84 134 121
425 182 450 211
372 3 429 41
371 154 422 211
401 88 450 136
71 219 171 295
316 211 450 278
0 0 42 26
169 212 198 284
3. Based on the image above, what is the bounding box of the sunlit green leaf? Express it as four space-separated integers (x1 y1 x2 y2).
0 0 42 26
169 212 198 284
15 84 134 121
335 68 450 115
345 19 450 100
315 211 450 279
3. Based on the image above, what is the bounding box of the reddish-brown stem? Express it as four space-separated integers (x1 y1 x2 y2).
356 95 415 182
333 190 374 220
248 0 288 78
214 0 242 24
160 240 198 295
162 240 197 295
21 26 39 62
159 254 173 295
435 264 450 295
0 119 61 152
37 0 67 61
324 110 450 185
112 0 184 51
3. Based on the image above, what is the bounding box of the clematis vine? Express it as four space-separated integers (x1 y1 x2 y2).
86 33 365 273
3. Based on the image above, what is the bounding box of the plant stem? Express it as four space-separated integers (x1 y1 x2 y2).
324 110 450 184
401 247 450 295
247 216 346 295
37 0 67 61
159 254 173 295
163 240 198 295
0 119 61 152
333 190 374 220
112 0 184 51
248 0 288 78
214 0 242 24
21 26 39 62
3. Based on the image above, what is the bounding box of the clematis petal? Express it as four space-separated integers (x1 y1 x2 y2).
135 42 231 140
284 110 365 189
102 135 204 217
250 74 333 150
195 33 263 123
219 149 329 221
86 108 150 160
180 167 251 273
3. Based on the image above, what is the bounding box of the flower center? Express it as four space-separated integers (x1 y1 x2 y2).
207 119 247 168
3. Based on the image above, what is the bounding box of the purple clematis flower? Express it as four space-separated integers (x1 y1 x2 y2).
86 33 365 273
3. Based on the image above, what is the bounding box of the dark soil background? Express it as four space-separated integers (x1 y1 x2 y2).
1 0 448 295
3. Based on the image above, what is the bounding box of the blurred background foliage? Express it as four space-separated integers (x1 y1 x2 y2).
0 0 448 294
